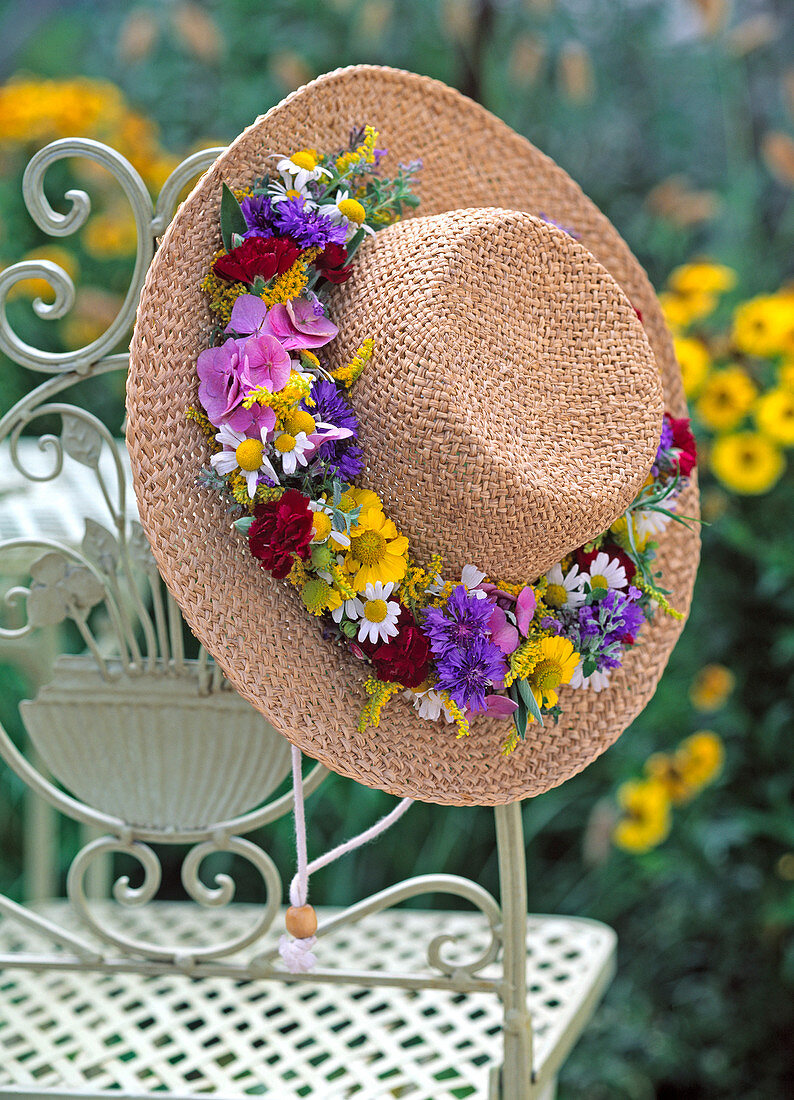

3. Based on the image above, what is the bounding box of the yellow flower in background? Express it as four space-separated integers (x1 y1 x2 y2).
5 245 80 301
84 210 139 258
779 361 794 390
60 286 123 349
754 387 794 447
710 431 784 495
668 261 737 297
732 294 794 358
612 778 671 853
696 366 757 432
677 731 724 791
674 335 711 397
661 291 715 332
690 664 735 712
645 732 724 805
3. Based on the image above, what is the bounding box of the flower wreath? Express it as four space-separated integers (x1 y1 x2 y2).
190 125 697 756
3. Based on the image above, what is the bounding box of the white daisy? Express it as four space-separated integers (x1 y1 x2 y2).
356 581 401 645
275 150 331 191
584 552 627 592
427 563 488 600
272 430 315 476
210 424 280 499
267 179 317 208
569 661 611 692
404 687 455 723
632 508 672 542
543 562 586 610
317 189 375 241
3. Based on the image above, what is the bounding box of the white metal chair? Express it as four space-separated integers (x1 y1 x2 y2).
0 137 616 1099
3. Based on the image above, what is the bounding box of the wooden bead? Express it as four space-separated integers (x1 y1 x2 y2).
285 904 317 938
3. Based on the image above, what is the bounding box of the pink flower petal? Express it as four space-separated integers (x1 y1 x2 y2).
515 585 537 636
226 294 268 336
483 695 519 719
488 606 520 655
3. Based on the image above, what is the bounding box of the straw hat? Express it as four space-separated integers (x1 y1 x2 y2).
127 65 699 806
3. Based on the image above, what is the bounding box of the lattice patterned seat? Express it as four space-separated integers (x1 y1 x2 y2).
0 902 615 1099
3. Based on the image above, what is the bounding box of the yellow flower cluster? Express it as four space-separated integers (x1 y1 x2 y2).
330 338 374 387
0 77 178 255
261 249 319 307
201 265 249 326
661 260 794 495
689 664 735 711
336 125 380 176
243 370 314 426
358 675 402 732
612 731 724 853
229 474 282 508
400 554 445 609
186 404 221 449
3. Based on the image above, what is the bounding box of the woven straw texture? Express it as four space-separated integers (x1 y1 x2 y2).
127 65 700 806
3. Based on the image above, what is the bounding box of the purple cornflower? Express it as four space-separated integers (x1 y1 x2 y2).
305 380 362 480
655 415 674 469
572 586 646 672
540 615 562 634
424 585 494 659
271 197 348 249
240 194 275 238
435 636 507 715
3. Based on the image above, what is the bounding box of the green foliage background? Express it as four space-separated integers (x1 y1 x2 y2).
0 1 793 1097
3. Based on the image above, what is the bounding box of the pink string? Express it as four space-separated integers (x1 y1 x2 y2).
278 743 413 972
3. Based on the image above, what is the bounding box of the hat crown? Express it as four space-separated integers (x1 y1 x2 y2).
326 207 663 583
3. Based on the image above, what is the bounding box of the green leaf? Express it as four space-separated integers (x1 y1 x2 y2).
233 516 254 535
517 678 544 727
220 183 247 252
509 683 528 741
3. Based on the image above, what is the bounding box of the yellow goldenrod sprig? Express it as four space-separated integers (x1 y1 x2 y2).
330 338 374 387
439 692 470 739
186 405 219 448
634 577 685 620
358 675 402 732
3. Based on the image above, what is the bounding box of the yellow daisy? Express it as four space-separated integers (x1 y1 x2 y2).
696 366 757 432
710 431 784 495
689 664 735 712
343 489 409 591
673 335 711 398
525 635 579 709
676 731 724 791
754 387 794 447
612 778 671 853
668 260 736 297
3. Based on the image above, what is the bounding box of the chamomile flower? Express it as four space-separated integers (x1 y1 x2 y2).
543 562 586 610
272 430 315 476
318 190 375 241
632 509 672 543
584 552 628 593
404 686 455 723
268 179 317 208
569 661 611 692
427 563 488 600
308 500 351 549
356 581 401 645
275 149 331 191
210 424 280 498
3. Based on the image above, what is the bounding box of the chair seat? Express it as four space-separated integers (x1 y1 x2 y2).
0 900 614 1099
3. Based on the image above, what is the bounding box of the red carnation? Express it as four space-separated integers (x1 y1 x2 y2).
248 489 313 579
370 615 432 689
313 242 353 284
576 541 636 584
669 415 697 477
214 235 300 285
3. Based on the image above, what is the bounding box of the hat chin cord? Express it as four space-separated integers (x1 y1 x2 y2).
279 744 414 973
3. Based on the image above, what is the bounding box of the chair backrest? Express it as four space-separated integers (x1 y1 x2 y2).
0 139 306 852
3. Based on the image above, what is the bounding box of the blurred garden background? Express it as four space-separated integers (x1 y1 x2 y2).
0 0 793 1096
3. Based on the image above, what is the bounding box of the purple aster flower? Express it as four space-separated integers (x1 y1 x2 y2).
240 194 276 238
271 197 348 249
305 380 362 480
540 615 562 634
602 588 644 643
435 636 507 715
424 585 494 658
655 415 674 467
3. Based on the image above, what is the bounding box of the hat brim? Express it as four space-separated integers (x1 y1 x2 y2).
127 65 699 806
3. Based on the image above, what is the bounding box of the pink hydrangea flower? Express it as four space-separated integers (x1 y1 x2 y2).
197 334 288 431
488 605 520 655
515 586 537 636
266 296 338 349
